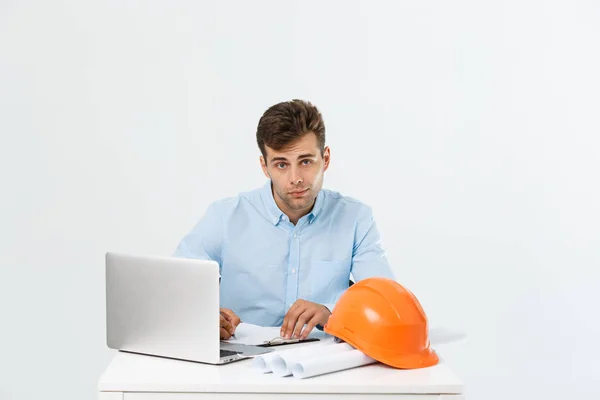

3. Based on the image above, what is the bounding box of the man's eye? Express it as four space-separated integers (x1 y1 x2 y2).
277 163 286 169
302 160 312 165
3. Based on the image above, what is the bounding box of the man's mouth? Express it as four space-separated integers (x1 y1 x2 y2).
289 188 309 197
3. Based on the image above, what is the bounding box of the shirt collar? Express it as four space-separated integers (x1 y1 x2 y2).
261 180 284 225
308 188 325 223
260 180 325 225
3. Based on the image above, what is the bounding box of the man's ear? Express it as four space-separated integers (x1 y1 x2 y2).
260 155 270 179
323 146 331 172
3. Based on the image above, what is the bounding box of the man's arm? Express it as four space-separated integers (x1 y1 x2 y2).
174 202 243 338
351 206 396 281
284 206 395 338
173 202 223 268
321 206 395 313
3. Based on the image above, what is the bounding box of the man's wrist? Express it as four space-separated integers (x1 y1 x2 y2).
322 303 335 315
317 303 332 329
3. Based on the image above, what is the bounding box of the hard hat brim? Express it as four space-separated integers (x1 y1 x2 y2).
325 326 440 369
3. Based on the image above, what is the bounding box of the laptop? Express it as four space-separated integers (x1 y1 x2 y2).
105 252 272 364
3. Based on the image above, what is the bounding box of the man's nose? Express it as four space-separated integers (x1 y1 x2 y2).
289 166 303 185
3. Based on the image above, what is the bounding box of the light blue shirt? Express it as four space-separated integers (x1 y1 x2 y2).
173 180 395 327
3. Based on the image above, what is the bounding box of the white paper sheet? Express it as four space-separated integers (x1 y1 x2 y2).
225 323 281 346
225 322 330 346
291 349 377 379
271 342 355 377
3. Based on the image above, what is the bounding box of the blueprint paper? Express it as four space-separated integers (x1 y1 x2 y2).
252 338 337 373
291 348 377 379
271 342 355 377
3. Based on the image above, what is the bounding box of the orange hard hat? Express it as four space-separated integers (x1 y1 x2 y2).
324 277 439 369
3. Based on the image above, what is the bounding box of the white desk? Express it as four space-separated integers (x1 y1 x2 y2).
98 348 464 400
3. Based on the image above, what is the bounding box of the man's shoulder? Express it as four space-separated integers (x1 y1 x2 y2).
207 186 263 213
320 188 373 216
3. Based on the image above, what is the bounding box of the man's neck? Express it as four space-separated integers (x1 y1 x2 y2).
280 204 311 226
272 191 314 225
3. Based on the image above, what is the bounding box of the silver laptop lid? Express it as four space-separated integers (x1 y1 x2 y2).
106 253 221 364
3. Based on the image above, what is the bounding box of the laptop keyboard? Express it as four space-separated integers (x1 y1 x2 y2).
220 349 239 358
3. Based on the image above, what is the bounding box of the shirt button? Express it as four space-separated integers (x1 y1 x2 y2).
293 233 298 238
291 268 296 274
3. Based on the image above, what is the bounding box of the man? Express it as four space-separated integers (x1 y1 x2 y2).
173 99 395 341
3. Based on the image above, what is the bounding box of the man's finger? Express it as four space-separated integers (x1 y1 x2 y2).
228 313 241 328
300 314 321 339
283 310 298 339
220 315 234 335
221 309 241 328
220 327 232 340
292 310 311 339
283 303 305 339
220 308 234 320
280 301 299 337
281 313 290 338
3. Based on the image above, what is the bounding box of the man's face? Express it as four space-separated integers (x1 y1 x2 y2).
260 132 330 219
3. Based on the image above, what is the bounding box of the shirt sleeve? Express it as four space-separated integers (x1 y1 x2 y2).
172 202 224 272
319 207 395 321
350 206 396 282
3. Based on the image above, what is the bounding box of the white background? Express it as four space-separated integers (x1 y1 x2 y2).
1 1 599 399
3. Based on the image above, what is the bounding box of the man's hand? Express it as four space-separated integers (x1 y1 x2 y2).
219 308 241 340
281 299 331 340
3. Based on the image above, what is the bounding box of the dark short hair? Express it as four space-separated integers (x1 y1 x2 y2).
256 99 326 158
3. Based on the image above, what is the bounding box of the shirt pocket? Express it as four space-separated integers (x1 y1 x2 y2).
310 260 351 303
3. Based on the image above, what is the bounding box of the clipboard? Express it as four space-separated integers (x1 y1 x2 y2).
223 322 327 347
257 337 321 347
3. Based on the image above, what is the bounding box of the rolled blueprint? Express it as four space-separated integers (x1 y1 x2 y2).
271 342 355 377
252 353 278 373
252 339 338 373
253 326 467 378
291 349 377 379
